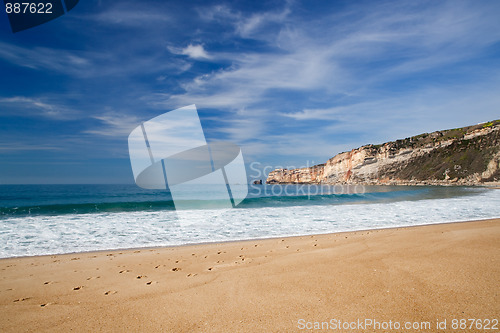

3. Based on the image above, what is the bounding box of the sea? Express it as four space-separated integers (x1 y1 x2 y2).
0 184 499 258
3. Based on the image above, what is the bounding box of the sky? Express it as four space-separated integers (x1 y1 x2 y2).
0 0 499 184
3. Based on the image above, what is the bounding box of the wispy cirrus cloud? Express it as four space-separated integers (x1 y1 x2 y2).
0 42 91 74
148 0 500 164
0 96 80 120
280 108 342 121
0 39 189 78
197 3 291 40
84 112 144 137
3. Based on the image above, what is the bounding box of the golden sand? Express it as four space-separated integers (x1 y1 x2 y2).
1 219 499 332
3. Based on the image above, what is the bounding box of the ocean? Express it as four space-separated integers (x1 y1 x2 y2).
0 184 499 258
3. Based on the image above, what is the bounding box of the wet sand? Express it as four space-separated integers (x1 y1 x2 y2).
1 218 499 332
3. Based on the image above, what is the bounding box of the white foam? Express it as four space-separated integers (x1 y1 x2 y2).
1 190 499 258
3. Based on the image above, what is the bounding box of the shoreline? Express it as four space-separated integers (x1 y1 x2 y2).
1 218 499 332
1 216 499 260
264 181 500 187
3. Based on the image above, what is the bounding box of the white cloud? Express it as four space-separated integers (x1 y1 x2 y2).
280 108 343 121
0 42 92 75
155 46 341 112
181 44 211 60
151 0 500 164
0 40 189 78
198 3 291 40
168 44 212 60
236 7 291 38
85 112 143 137
0 96 79 120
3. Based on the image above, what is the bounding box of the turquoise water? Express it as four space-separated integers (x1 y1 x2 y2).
0 184 498 258
0 184 480 217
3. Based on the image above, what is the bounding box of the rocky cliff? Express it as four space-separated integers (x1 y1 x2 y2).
266 120 500 185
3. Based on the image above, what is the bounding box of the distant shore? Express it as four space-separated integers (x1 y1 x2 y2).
266 180 500 186
1 218 499 332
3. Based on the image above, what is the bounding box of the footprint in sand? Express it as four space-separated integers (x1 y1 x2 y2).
171 267 181 272
44 281 54 285
73 286 83 290
13 297 31 302
136 275 146 279
86 276 100 280
104 290 117 295
40 303 52 307
119 270 130 273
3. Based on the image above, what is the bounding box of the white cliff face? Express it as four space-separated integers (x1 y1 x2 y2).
323 147 380 183
266 122 500 185
267 166 324 184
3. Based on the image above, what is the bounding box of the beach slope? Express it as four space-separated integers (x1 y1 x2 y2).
1 219 499 332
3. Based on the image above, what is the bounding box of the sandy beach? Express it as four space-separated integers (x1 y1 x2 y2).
0 218 499 332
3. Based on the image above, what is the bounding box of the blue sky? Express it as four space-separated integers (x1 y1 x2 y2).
1 0 499 184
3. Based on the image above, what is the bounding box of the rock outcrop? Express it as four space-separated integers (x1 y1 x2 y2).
266 120 500 186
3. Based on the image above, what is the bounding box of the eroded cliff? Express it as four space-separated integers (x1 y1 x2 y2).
266 120 500 185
